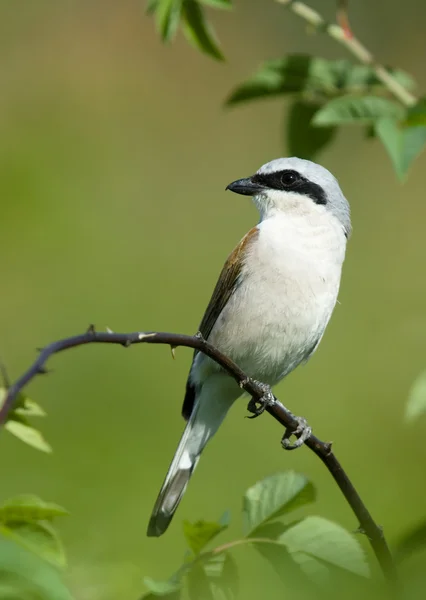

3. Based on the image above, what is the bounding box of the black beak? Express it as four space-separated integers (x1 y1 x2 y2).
225 177 265 196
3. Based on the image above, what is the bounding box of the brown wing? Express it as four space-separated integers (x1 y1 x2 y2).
182 227 259 419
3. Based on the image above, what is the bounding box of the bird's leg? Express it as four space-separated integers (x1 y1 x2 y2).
243 380 276 419
242 378 312 449
281 415 312 451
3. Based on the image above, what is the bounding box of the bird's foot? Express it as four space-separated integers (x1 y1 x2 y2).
281 416 312 450
244 380 276 419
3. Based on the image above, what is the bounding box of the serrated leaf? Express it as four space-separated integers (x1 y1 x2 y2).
204 553 239 600
143 577 181 596
406 371 426 421
280 516 369 579
186 563 214 600
251 540 297 585
182 0 224 60
0 496 68 523
155 0 183 41
5 418 52 453
287 100 336 159
199 0 232 8
0 538 74 600
183 518 229 555
226 55 339 106
0 520 66 569
375 117 426 180
243 472 316 536
313 95 404 127
405 97 426 127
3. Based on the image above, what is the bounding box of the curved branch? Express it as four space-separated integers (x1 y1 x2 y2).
0 328 397 582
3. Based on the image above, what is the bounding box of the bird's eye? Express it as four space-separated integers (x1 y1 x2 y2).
280 171 299 186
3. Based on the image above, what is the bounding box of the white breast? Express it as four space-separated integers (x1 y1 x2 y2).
200 211 347 386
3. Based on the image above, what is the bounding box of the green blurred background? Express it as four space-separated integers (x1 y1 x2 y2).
1 1 426 598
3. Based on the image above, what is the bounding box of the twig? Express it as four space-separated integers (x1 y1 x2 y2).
0 328 397 582
336 0 353 39
276 0 417 107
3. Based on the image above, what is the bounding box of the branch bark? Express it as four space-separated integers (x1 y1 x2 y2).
0 328 397 583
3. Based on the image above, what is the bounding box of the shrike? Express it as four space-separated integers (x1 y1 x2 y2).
148 157 351 537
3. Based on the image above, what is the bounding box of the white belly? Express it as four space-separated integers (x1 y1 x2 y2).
194 213 346 386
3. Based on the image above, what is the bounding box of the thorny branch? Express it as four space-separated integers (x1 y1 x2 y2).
0 328 397 583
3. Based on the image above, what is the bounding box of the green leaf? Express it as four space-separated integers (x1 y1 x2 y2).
155 0 183 42
205 553 239 600
313 95 404 127
186 563 214 600
250 520 299 540
287 101 336 160
225 55 415 108
182 0 224 60
365 125 376 139
146 0 161 14
336 64 416 92
0 495 68 523
1 389 51 451
375 117 401 172
0 538 74 600
5 418 52 453
406 371 426 421
183 515 229 555
14 398 46 418
226 55 339 106
251 540 298 585
0 520 66 569
243 472 316 536
199 0 232 9
0 388 47 419
395 518 426 562
375 118 426 179
280 516 370 579
143 577 182 596
405 97 426 127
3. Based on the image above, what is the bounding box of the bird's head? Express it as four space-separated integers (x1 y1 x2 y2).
226 157 351 239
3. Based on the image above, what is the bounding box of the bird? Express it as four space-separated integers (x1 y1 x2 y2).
147 157 351 537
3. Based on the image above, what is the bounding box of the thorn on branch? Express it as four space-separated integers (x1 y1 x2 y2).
37 366 50 375
87 324 96 335
106 326 114 334
170 346 176 360
0 325 398 581
324 441 333 454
